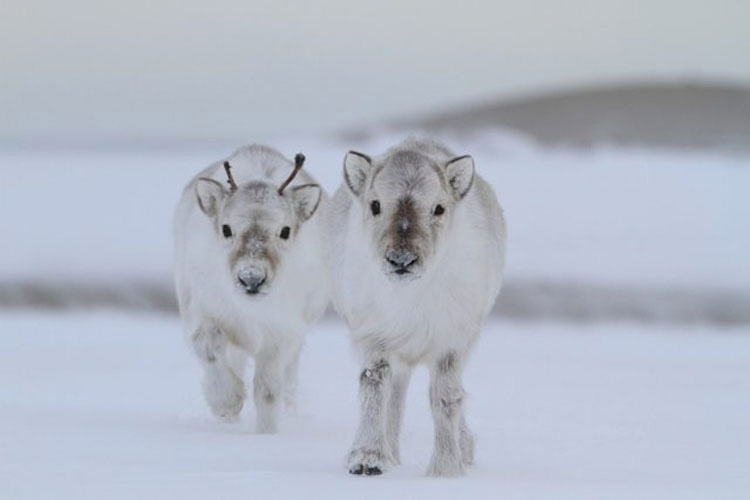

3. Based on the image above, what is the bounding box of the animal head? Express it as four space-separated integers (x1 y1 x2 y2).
343 147 474 281
195 154 321 297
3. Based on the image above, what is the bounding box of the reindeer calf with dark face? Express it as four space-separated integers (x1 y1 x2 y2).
326 139 506 476
174 145 329 433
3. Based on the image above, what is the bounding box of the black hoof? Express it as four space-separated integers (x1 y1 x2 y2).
364 466 382 476
349 464 364 475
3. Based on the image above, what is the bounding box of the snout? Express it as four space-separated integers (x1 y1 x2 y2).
237 267 267 295
385 248 419 275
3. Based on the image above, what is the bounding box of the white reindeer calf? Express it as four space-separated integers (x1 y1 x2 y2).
327 139 506 476
174 145 329 433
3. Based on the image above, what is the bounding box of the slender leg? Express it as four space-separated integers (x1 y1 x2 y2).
347 352 393 475
427 351 466 476
225 341 249 382
386 362 412 465
283 340 303 412
459 413 475 466
191 322 245 421
253 344 284 434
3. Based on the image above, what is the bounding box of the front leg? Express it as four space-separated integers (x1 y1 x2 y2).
283 340 303 412
191 322 246 421
427 351 466 476
459 414 475 466
347 353 393 476
386 362 412 465
253 344 284 434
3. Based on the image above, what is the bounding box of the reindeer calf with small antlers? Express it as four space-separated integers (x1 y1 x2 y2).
174 145 329 432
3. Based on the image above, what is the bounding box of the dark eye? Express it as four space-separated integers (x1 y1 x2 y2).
433 204 445 216
222 224 232 238
370 200 381 216
279 226 291 240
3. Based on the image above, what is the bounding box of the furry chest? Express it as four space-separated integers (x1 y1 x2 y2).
345 282 483 363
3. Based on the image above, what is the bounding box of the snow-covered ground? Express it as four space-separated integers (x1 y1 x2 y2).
1 311 748 499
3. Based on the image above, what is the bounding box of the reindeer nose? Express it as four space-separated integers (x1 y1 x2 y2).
238 267 266 294
385 248 418 273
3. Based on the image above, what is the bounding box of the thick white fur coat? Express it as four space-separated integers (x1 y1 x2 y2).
174 145 329 430
328 151 505 364
326 138 506 476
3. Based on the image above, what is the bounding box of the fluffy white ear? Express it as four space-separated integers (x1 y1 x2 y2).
291 183 322 221
343 151 372 196
445 155 475 200
195 178 226 216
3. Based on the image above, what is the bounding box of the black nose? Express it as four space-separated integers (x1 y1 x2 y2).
385 248 418 273
238 269 266 294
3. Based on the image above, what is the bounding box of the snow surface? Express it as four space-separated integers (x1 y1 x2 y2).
1 311 748 499
2 129 749 291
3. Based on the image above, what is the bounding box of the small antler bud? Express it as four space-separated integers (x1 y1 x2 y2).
277 153 305 195
223 161 238 192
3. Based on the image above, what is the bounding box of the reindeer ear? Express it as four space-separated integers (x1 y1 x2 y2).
291 183 322 221
343 151 372 196
195 178 226 216
445 155 475 200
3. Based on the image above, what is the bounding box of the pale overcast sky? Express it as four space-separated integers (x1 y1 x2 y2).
2 0 749 143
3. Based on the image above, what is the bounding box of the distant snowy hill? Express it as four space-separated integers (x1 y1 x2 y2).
378 82 750 153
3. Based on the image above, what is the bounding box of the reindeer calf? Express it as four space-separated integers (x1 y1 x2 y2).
326 139 506 476
174 145 329 432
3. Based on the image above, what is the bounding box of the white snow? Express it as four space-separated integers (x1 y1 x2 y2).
2 130 749 291
1 311 748 499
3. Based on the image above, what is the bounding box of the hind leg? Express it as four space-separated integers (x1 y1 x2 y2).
191 322 246 421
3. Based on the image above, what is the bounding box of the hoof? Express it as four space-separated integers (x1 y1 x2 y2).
204 369 245 421
349 464 382 476
364 466 382 476
347 447 390 476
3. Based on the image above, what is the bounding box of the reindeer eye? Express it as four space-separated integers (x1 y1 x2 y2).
370 200 381 216
279 226 291 240
433 204 445 216
222 224 232 238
